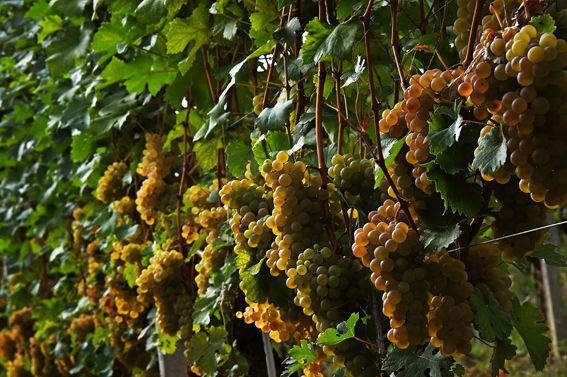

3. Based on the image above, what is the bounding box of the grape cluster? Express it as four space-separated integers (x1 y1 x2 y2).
106 270 147 322
96 161 128 204
135 134 177 225
195 207 229 294
467 244 513 311
288 246 366 332
30 337 64 377
473 25 567 207
109 321 153 371
352 200 429 349
328 154 382 210
136 247 192 338
426 251 475 357
236 301 297 342
68 314 95 343
492 179 547 261
328 340 378 377
261 152 331 276
378 102 407 138
112 196 135 218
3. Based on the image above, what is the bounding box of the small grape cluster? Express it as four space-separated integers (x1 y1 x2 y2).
112 196 135 218
182 184 214 244
352 200 429 349
135 134 177 225
68 314 95 343
467 244 513 311
426 251 475 357
235 300 297 342
96 161 128 204
136 247 192 338
288 246 367 333
492 179 547 261
195 207 229 294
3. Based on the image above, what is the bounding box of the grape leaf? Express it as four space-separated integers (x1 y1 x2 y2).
302 19 359 63
135 0 166 24
470 288 512 342
341 56 366 88
472 126 507 175
374 137 405 189
185 327 228 375
511 298 551 371
317 312 358 345
251 131 289 166
226 140 252 178
420 224 461 251
426 164 483 216
490 337 516 377
530 243 567 267
282 340 317 376
273 17 301 45
193 138 222 171
256 100 294 132
530 14 556 34
193 98 230 141
426 104 463 155
382 345 452 377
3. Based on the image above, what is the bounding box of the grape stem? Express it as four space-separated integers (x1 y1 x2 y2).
315 0 339 251
178 96 196 296
463 0 486 68
361 0 418 233
333 63 346 154
201 49 217 103
389 0 407 91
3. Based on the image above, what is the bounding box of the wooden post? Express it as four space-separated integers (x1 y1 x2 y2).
262 333 277 377
541 216 567 359
158 341 188 377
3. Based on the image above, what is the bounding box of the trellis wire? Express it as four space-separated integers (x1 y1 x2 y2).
446 219 567 253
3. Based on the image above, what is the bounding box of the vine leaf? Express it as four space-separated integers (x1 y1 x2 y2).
373 137 405 189
529 244 567 267
135 0 166 24
511 298 551 371
282 340 317 376
382 345 452 377
490 337 516 377
226 140 253 178
194 98 230 141
341 56 365 88
317 312 358 345
251 131 288 166
256 100 294 132
420 224 461 252
426 164 483 216
472 126 507 175
470 289 512 342
530 14 556 33
302 19 359 63
185 327 228 375
426 103 463 155
273 17 301 45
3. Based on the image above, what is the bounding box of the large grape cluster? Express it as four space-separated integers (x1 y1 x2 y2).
136 247 192 338
96 161 128 204
471 25 567 207
492 179 547 261
135 134 177 225
352 200 429 349
425 251 475 357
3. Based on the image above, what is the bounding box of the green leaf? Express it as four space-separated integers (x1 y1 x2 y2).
38 15 63 43
185 327 228 374
71 132 95 162
157 330 179 354
373 137 406 189
451 363 465 377
426 105 464 155
249 9 277 46
341 56 365 88
45 25 92 77
165 5 210 56
490 337 516 377
252 131 289 166
382 345 452 377
226 140 253 178
472 126 507 175
273 17 301 45
194 138 222 171
426 164 483 216
511 298 551 371
530 14 556 34
123 263 138 288
420 224 461 251
91 22 124 55
282 340 317 376
529 243 567 267
192 287 222 326
135 0 167 24
25 0 50 19
302 19 359 63
470 288 512 342
193 98 230 141
317 312 359 345
256 100 294 132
